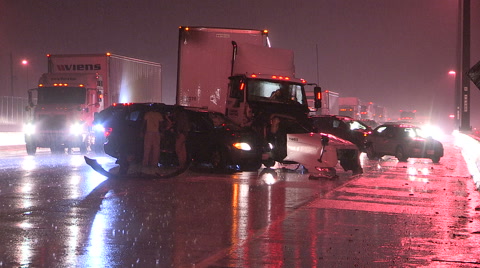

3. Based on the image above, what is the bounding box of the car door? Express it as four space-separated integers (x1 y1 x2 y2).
380 126 400 154
185 111 213 162
372 126 394 154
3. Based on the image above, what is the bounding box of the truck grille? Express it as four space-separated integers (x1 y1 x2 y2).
38 114 67 131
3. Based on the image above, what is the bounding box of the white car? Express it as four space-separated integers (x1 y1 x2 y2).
261 115 363 178
285 132 362 178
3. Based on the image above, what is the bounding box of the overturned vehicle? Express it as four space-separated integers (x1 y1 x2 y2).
86 103 264 177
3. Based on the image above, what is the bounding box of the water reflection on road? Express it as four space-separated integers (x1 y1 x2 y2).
0 136 479 267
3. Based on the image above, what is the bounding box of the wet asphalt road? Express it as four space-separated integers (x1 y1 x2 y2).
0 134 479 267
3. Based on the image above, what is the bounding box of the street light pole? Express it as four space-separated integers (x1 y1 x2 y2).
460 0 471 131
21 59 29 91
449 70 459 129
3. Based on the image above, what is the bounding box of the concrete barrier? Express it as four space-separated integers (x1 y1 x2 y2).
0 132 24 146
454 131 480 190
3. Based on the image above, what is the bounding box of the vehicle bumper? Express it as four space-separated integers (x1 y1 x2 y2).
25 132 87 148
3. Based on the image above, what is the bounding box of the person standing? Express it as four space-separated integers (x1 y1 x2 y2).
172 106 190 168
143 109 164 167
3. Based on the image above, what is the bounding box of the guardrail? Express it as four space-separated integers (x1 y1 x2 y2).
0 96 28 129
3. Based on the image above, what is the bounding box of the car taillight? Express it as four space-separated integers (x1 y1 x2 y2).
104 127 113 137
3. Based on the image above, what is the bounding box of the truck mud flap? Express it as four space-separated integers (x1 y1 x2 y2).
84 156 187 179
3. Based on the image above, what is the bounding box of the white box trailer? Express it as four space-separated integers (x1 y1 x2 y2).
48 53 162 107
177 27 269 114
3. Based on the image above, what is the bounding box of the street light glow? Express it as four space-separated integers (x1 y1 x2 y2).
21 59 28 65
448 70 456 75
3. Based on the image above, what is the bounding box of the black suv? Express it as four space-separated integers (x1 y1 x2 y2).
310 115 372 151
94 103 263 173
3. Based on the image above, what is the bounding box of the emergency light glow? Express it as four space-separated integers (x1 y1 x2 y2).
233 142 252 151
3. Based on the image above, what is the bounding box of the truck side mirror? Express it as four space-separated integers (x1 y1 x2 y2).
314 87 322 108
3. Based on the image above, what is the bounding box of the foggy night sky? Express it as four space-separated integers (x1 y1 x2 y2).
1 0 479 128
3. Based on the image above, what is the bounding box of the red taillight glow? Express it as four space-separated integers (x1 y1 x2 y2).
104 127 112 137
240 83 245 90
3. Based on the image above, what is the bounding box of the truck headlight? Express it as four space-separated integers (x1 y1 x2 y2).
23 123 35 135
233 142 252 151
70 123 84 135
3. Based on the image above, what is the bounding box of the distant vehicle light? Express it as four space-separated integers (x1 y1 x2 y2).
233 142 251 151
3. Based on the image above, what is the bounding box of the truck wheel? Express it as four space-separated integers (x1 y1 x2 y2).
26 143 37 155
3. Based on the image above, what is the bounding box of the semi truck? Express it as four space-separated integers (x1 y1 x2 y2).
24 53 162 155
307 89 339 115
175 26 361 175
176 27 312 163
338 97 361 120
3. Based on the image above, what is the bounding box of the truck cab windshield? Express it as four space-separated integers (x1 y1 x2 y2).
37 87 86 105
247 80 305 105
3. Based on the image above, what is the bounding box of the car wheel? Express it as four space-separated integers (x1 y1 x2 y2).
431 155 441 163
395 146 408 162
366 144 378 160
241 159 262 171
211 146 228 171
262 158 276 168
